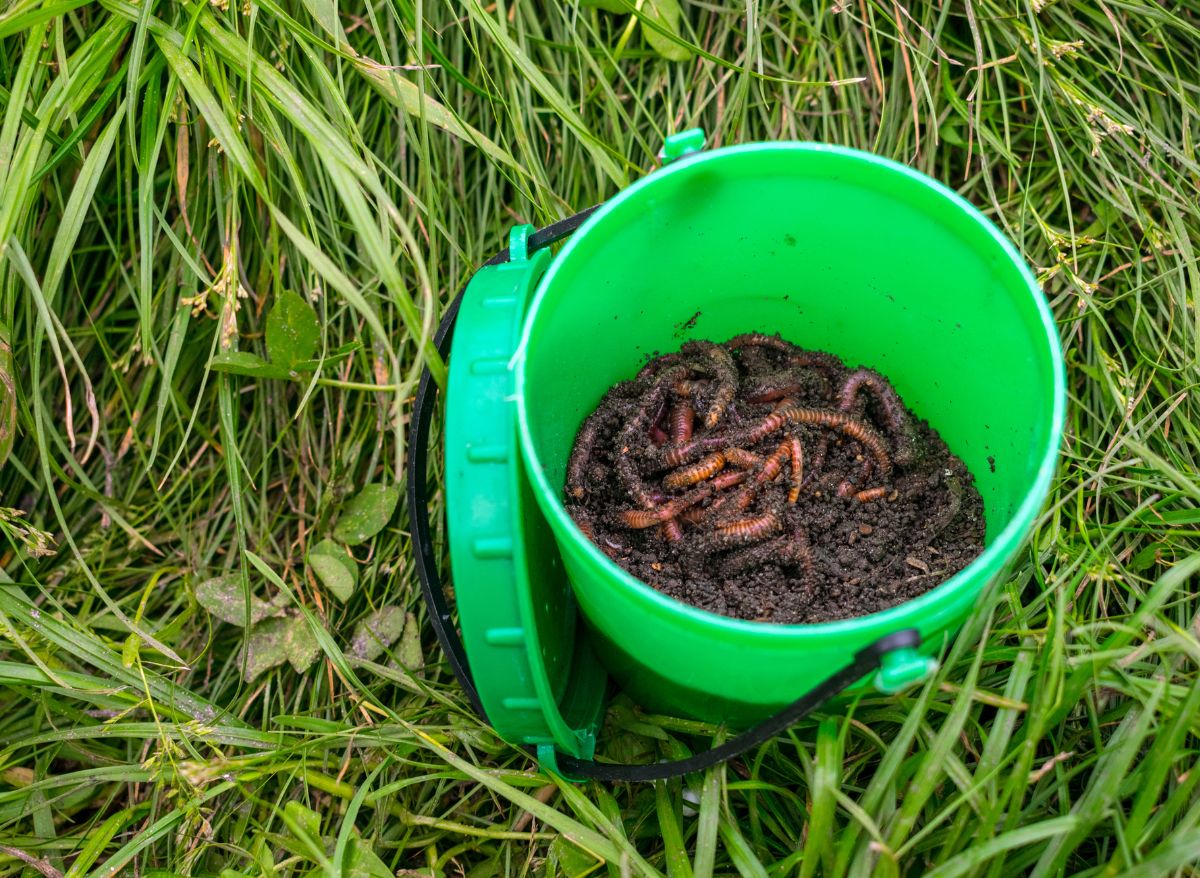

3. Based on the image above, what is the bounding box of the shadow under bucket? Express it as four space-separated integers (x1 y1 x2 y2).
514 142 1064 723
422 136 1065 777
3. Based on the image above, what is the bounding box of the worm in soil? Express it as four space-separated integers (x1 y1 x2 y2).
723 447 762 469
683 340 738 428
617 481 715 528
656 437 720 469
675 468 752 525
710 469 750 490
670 401 695 444
746 404 892 476
635 352 685 383
720 527 812 577
673 378 708 399
784 436 804 503
575 511 623 559
706 441 797 518
663 451 727 490
854 486 888 503
757 440 790 483
615 365 689 507
726 332 799 354
565 408 612 499
704 511 782 549
743 367 810 404
837 368 923 466
787 349 844 381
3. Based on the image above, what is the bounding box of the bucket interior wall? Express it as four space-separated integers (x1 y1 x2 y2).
523 149 1055 541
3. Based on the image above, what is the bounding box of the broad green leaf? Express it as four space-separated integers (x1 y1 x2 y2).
345 838 393 878
643 0 691 61
0 327 15 468
307 538 358 602
242 620 289 679
333 484 399 545
208 351 292 380
349 606 405 660
195 576 274 627
242 615 320 681
283 616 320 673
397 611 422 670
581 0 627 11
266 289 320 366
550 836 604 878
291 340 360 371
281 801 326 863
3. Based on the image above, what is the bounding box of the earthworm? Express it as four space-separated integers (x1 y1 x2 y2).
758 441 789 483
729 334 842 378
837 368 923 466
855 486 888 503
723 447 762 469
661 519 684 542
683 340 738 428
788 350 844 382
744 369 808 404
574 512 596 541
790 527 814 575
670 402 695 444
657 438 722 469
654 427 764 470
566 409 611 499
678 469 752 524
720 528 812 577
674 378 708 399
615 453 660 510
721 443 796 514
617 482 715 528
619 507 679 529
752 437 803 500
710 469 750 490
708 511 781 549
616 365 689 506
785 436 804 503
635 352 685 383
726 333 798 354
663 452 726 490
746 405 892 475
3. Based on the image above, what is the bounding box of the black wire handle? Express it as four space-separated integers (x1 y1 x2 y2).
405 206 920 782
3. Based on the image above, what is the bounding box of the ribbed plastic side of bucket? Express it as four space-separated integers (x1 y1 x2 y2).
515 143 1065 723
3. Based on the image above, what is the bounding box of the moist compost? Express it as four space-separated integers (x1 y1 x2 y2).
564 333 985 624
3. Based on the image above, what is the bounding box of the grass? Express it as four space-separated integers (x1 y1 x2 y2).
0 0 1198 874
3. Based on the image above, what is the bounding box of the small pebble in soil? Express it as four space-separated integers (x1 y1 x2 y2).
564 332 986 625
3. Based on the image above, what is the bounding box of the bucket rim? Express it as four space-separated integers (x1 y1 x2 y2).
514 140 1066 637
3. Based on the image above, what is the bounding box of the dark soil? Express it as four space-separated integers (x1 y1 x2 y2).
564 333 985 624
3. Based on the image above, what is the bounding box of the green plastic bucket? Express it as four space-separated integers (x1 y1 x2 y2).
513 139 1064 724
